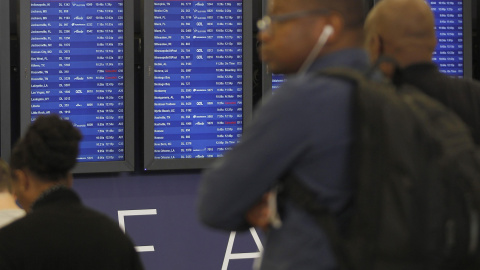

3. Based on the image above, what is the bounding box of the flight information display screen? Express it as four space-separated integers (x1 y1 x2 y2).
29 0 126 162
150 0 244 160
428 0 465 77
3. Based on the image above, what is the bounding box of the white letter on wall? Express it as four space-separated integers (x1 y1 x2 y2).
221 227 264 270
118 209 158 253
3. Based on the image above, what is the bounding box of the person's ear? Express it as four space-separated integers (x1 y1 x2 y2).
311 12 340 44
13 169 29 192
366 33 382 63
66 174 73 188
323 13 343 43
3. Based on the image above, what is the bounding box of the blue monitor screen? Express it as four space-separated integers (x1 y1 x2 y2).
428 0 465 77
151 0 244 160
29 0 126 162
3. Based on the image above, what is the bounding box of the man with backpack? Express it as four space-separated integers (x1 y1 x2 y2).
281 1 480 268
364 0 480 143
197 0 367 269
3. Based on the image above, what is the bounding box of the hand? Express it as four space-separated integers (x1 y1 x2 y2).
245 192 272 231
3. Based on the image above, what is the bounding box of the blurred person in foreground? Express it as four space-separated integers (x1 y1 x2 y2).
365 0 480 143
0 114 144 270
0 159 25 228
197 0 367 269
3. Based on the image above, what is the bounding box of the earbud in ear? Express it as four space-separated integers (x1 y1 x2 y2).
323 25 334 37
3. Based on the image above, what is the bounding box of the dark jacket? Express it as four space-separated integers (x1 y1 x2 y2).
198 49 369 270
0 187 144 270
398 63 480 144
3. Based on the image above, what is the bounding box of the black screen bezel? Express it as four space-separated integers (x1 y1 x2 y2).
0 0 11 160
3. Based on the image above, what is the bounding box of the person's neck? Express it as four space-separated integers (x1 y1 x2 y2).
30 173 72 200
25 173 72 211
0 192 21 210
396 49 433 68
28 183 70 213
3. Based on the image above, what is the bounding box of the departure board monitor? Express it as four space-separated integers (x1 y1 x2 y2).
429 0 472 78
144 0 253 170
20 0 135 173
0 0 10 159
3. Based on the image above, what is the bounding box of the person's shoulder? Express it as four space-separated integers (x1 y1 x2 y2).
79 205 122 227
431 70 480 91
0 212 31 243
74 205 138 246
284 72 348 87
274 73 355 102
0 209 26 228
405 63 477 84
450 75 480 87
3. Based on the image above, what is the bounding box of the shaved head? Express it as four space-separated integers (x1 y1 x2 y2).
307 0 366 29
267 0 366 29
365 0 436 66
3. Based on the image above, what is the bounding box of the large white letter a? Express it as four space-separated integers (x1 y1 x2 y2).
221 228 264 270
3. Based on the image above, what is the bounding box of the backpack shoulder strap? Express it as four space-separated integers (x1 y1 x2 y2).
316 67 367 85
282 173 351 270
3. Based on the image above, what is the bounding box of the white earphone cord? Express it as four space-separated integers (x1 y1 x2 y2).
297 25 333 76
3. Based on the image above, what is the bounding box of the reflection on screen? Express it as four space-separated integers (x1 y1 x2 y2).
29 0 126 162
271 73 285 91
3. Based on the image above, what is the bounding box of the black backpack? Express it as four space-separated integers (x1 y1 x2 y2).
282 68 480 270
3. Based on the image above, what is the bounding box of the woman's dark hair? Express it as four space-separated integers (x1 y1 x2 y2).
10 114 82 181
